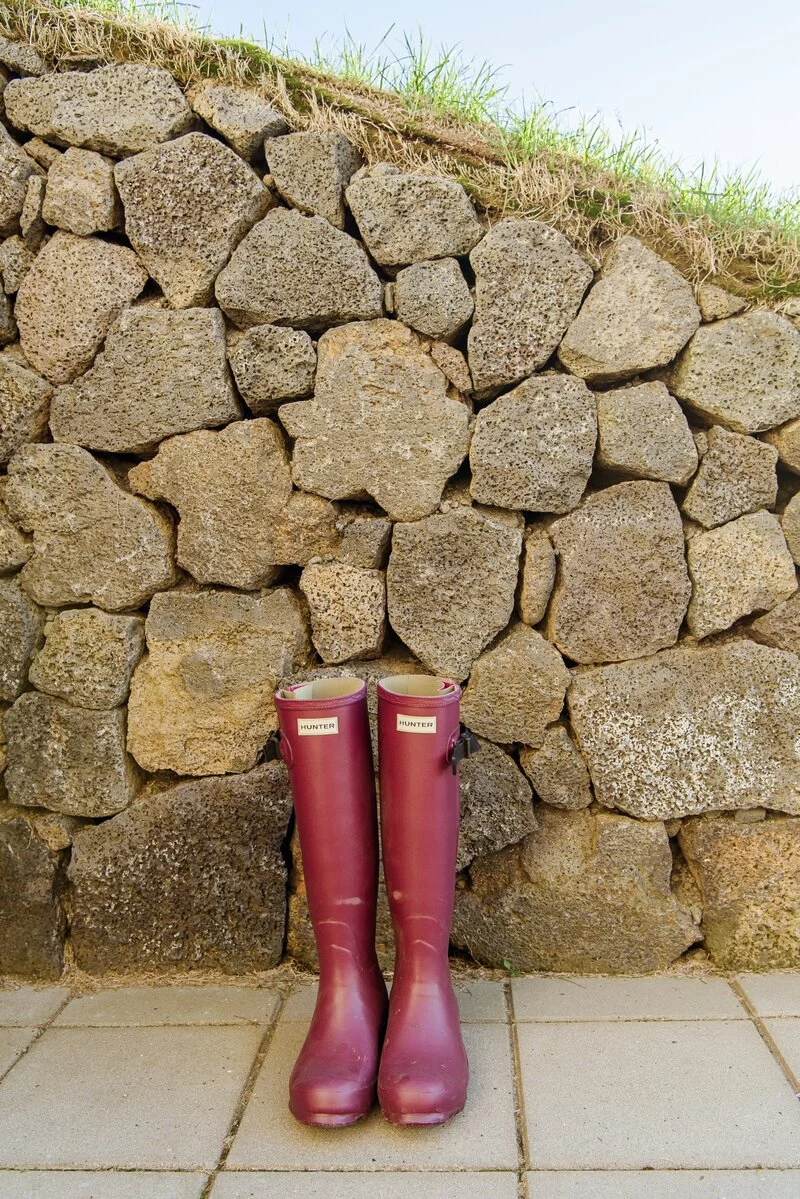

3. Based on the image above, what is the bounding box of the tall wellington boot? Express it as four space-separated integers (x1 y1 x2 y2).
375 674 479 1126
273 679 389 1127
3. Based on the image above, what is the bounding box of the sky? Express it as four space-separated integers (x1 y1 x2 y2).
191 0 800 195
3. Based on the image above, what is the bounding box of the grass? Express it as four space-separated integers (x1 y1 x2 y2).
3 0 800 298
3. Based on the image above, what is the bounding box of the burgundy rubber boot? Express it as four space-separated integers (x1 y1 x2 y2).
274 679 388 1127
376 674 478 1126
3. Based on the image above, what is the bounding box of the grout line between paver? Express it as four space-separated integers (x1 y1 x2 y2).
504 980 531 1199
0 989 74 1085
728 976 800 1095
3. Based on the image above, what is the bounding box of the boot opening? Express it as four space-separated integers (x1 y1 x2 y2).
280 678 364 700
380 675 458 697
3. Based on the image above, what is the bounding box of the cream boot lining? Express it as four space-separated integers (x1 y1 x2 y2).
280 678 363 700
380 674 457 697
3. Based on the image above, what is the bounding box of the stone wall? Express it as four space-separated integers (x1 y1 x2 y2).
2 38 800 981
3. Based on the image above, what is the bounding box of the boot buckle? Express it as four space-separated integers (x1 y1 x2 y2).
449 725 480 773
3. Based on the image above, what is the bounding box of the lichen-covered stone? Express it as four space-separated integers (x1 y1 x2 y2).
392 258 474 342
127 587 310 776
0 500 29 573
51 307 241 454
0 814 65 980
686 510 796 638
266 131 362 228
188 81 288 160
595 381 698 485
457 741 536 870
781 492 800 564
334 506 392 569
28 608 144 709
467 218 592 398
0 234 34 294
4 64 194 156
517 522 556 626
14 231 148 383
558 237 700 383
697 283 746 322
682 426 778 528
519 723 592 810
452 805 700 973
469 373 596 512
345 164 482 266
129 419 338 589
679 813 800 969
299 562 386 663
568 640 800 819
4 692 139 817
763 418 800 475
0 353 51 464
3 443 176 611
750 590 800 654
216 207 382 331
0 35 48 77
41 146 120 236
0 577 43 700
387 506 523 678
669 311 800 434
280 320 469 521
114 132 270 308
68 764 292 974
546 481 690 664
461 623 569 746
0 123 39 238
227 324 316 413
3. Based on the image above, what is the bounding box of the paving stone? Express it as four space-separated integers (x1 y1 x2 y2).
391 257 474 341
266 130 362 227
0 814 65 980
282 979 507 1024
0 1025 262 1168
41 146 120 236
518 723 592 810
228 324 316 413
517 522 556 626
28 608 144 709
115 132 270 307
0 1175 208 1199
188 80 288 160
468 218 592 398
0 576 43 700
211 1174 518 1199
0 353 52 465
226 1021 517 1169
54 986 280 1027
683 425 778 528
0 124 40 238
0 1028 36 1077
299 561 386 663
526 1171 800 1198
595 381 698 484
736 973 800 1017
763 1019 800 1078
0 987 68 1026
517 1019 800 1168
511 975 744 1022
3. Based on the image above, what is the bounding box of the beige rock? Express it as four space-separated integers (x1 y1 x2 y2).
467 218 593 398
750 590 800 654
387 505 523 678
519 723 592 809
265 131 362 228
0 295 15 345
227 324 316 413
0 124 39 238
0 35 48 76
51 307 241 454
679 814 800 970
568 640 800 819
3 443 176 611
0 577 43 700
669 311 800 434
457 741 536 870
452 805 700 973
764 418 800 474
22 137 60 169
29 608 144 709
697 283 746 322
187 81 288 160
470 373 596 512
280 320 469 521
115 132 269 308
686 510 796 638
14 231 147 383
558 237 700 383
334 506 392 569
4 691 139 817
0 500 29 573
127 587 310 776
461 623 569 746
215 207 382 331
428 340 473 395
517 522 556 626
299 562 386 663
0 234 34 293
68 763 292 974
546 481 690 664
392 258 474 342
0 354 51 464
595 381 698 484
42 146 120 236
682 426 778 528
0 812 65 980
129 419 338 589
20 173 46 250
345 164 483 266
781 492 800 563
4 64 194 156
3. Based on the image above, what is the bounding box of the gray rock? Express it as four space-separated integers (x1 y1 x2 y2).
457 741 536 869
14 230 148 383
41 146 121 236
215 207 382 331
3 443 176 610
4 64 194 156
115 132 270 308
557 236 700 383
0 353 51 464
750 590 800 654
51 307 241 454
387 505 523 678
517 522 556 626
470 373 596 512
546 481 690 664
0 234 34 293
697 283 746 322
467 218 592 398
0 294 15 345
519 723 592 809
0 500 29 573
334 506 392 569
595 381 698 485
392 258 474 341
0 123 39 238
227 324 316 413
187 81 289 160
0 35 48 76
265 131 362 228
781 492 800 564
682 426 778 528
568 639 800 819
0 814 65 980
68 764 292 974
763 418 800 475
0 577 43 700
299 561 386 663
28 608 144 709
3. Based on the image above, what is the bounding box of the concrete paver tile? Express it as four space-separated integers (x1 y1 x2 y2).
282 981 506 1024
526 1170 800 1197
512 976 743 1022
0 988 70 1027
737 973 800 1017
54 986 280 1027
762 1018 800 1078
212 1172 519 1198
0 1172 208 1198
0 1029 37 1077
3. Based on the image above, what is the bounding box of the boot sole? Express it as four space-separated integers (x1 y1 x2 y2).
381 1103 465 1127
291 1108 372 1128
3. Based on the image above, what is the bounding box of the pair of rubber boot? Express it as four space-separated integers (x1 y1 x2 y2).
272 673 478 1128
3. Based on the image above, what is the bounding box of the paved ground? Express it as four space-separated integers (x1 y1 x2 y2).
0 972 799 1197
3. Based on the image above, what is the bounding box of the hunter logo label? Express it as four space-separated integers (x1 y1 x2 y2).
297 717 339 736
397 714 437 734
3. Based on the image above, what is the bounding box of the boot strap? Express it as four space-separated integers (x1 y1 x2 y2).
449 724 480 773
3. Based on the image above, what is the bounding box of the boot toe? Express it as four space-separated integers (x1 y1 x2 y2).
290 1071 376 1126
378 1066 467 1126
